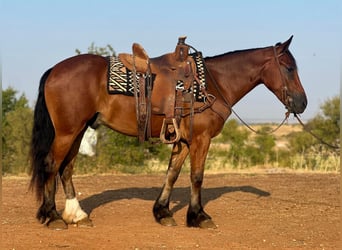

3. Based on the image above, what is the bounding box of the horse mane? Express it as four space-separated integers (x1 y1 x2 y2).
204 45 297 69
204 47 266 60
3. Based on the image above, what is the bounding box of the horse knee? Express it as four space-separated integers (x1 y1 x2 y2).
60 164 73 180
191 172 203 187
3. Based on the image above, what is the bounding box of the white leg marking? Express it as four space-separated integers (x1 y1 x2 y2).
62 198 88 224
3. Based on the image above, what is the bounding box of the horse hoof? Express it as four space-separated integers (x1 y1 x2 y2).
47 219 68 230
199 219 217 229
159 217 177 227
77 217 93 228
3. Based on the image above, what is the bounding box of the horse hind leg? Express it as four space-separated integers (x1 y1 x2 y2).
60 129 93 227
29 69 67 229
38 133 85 230
31 133 72 229
35 152 68 230
60 160 92 227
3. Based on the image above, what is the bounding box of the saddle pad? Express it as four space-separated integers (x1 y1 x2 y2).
107 56 144 95
107 52 206 102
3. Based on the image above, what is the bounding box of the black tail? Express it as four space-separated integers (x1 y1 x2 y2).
29 68 55 201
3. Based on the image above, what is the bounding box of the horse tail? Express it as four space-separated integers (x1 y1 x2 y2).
29 68 55 201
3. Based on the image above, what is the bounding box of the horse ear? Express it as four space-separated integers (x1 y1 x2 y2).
276 35 293 53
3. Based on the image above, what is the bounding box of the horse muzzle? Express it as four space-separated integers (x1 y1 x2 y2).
286 93 307 114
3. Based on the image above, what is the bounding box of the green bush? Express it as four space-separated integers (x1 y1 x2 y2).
2 88 32 175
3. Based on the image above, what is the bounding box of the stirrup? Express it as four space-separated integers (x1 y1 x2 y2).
160 118 181 144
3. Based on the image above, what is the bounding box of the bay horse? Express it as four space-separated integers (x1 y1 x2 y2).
30 36 307 230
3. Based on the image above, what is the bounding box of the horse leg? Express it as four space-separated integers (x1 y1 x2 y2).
153 140 189 226
60 160 92 227
187 137 217 229
36 152 67 229
36 153 68 229
60 130 92 227
38 133 81 230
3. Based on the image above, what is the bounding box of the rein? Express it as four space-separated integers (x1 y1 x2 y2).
294 114 340 149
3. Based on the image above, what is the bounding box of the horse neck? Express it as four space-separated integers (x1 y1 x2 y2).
204 47 270 106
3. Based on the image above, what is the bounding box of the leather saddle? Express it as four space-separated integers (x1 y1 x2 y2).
118 37 199 144
119 43 149 73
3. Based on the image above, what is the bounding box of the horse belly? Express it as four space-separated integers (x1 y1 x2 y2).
100 95 164 138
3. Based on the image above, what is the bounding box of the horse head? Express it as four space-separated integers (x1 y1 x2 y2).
262 36 307 114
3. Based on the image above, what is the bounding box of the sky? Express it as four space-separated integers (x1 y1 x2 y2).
1 0 341 123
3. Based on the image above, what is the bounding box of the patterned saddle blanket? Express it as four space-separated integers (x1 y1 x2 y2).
107 52 207 102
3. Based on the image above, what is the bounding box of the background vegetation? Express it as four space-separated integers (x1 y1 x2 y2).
2 44 340 175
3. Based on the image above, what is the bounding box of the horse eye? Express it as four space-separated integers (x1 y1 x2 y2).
286 66 294 73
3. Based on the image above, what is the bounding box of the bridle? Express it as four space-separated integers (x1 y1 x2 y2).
272 46 293 113
200 44 291 134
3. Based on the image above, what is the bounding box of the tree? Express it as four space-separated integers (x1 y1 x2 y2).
305 96 340 147
2 87 32 174
2 87 29 117
250 126 276 165
217 119 250 167
289 96 340 151
286 96 340 171
75 42 116 56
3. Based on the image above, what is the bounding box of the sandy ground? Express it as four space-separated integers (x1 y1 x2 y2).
2 172 340 249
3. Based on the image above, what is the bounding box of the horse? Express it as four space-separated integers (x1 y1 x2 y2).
30 36 307 230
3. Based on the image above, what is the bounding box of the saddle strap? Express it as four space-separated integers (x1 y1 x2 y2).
133 57 152 143
138 75 147 143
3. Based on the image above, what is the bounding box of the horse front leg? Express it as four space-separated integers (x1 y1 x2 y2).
187 137 217 229
153 140 189 226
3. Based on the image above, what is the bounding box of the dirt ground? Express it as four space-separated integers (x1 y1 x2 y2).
2 172 341 249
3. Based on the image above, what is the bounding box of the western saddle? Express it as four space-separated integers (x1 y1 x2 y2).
118 36 210 144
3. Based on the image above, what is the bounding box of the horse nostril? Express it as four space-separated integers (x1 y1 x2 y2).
302 99 307 109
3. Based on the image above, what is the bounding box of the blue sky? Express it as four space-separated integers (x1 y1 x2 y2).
1 0 341 122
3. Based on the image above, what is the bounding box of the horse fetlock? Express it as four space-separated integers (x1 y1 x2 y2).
153 202 173 221
42 209 67 230
62 209 88 224
36 209 48 224
186 207 216 228
37 202 57 224
62 198 88 224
